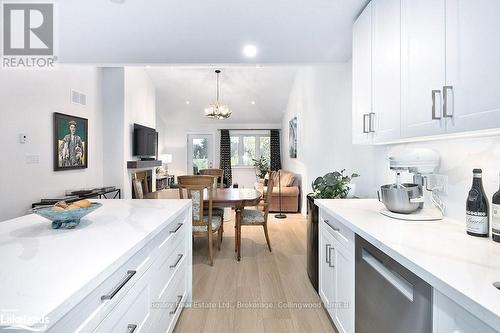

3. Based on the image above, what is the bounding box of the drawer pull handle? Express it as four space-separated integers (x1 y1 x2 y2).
101 270 136 301
328 246 335 268
169 254 184 268
324 219 340 232
170 223 183 234
127 324 138 333
325 244 331 264
170 295 183 315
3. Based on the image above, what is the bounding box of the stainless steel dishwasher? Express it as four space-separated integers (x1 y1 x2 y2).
355 235 432 333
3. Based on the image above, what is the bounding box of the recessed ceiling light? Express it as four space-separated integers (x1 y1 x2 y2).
186 101 190 105
243 44 258 58
251 101 256 105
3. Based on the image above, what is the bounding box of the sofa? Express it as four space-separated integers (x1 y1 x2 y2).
255 170 300 213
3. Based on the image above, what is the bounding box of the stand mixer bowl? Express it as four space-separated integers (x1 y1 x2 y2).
378 183 423 214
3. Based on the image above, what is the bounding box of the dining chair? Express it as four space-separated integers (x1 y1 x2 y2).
199 168 225 230
199 168 224 188
178 175 223 266
239 178 274 252
132 173 149 199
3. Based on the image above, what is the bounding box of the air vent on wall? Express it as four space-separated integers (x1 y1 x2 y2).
71 89 87 106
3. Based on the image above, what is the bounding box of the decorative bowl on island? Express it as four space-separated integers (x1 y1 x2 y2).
33 201 102 229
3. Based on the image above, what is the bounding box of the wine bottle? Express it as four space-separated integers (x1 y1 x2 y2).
466 169 489 237
492 173 500 243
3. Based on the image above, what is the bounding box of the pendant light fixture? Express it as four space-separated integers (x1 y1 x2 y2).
205 70 232 119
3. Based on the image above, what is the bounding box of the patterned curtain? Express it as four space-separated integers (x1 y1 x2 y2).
219 129 232 187
270 129 282 171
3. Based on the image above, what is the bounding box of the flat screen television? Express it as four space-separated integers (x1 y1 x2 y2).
133 124 157 158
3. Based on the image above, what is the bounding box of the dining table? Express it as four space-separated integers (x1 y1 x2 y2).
144 188 263 261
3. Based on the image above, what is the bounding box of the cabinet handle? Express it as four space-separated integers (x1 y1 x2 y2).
362 114 369 133
328 246 335 268
443 85 453 118
170 295 183 315
325 244 332 264
170 223 183 234
127 324 138 333
368 112 375 133
101 270 136 301
432 90 442 120
324 219 340 232
169 254 184 268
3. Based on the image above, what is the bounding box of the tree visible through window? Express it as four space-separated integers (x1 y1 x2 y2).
230 133 270 166
192 138 209 170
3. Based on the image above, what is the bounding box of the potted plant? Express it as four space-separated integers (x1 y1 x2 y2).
306 170 359 292
252 156 270 181
311 169 360 199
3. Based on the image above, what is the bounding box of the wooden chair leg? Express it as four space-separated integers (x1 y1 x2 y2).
208 231 214 266
218 228 222 251
234 215 238 253
263 223 272 252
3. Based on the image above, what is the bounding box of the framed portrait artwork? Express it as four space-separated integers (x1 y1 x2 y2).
54 112 88 171
289 116 297 158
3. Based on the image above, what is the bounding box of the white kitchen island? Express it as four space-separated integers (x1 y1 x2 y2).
316 199 500 333
0 199 192 333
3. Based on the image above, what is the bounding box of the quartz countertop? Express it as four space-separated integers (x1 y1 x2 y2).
0 199 191 330
315 199 500 330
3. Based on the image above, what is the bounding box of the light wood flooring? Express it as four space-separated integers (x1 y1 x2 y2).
173 213 337 333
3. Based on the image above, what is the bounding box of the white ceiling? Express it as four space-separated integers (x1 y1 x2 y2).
59 0 368 64
148 66 297 124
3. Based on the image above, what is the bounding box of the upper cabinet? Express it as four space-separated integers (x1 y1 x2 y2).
352 0 500 144
372 0 401 142
352 2 373 145
400 0 446 138
445 0 500 133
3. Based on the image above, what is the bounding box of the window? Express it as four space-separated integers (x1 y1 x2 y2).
230 132 270 166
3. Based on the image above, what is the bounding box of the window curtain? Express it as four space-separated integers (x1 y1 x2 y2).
270 129 282 171
219 129 232 187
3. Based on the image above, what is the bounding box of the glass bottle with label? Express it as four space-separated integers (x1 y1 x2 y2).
492 173 500 243
466 169 489 237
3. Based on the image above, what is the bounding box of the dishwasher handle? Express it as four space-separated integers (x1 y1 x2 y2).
362 248 414 302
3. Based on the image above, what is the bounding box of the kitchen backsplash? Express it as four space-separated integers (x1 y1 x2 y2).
368 135 500 222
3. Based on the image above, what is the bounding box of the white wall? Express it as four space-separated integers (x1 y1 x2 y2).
102 68 125 193
282 64 500 222
0 66 103 221
102 67 156 199
281 64 378 213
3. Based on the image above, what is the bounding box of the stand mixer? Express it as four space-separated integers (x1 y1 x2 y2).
378 148 445 221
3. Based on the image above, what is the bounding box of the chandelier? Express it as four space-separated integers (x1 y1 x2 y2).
205 70 232 119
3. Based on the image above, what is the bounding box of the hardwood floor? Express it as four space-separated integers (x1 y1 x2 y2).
174 212 337 333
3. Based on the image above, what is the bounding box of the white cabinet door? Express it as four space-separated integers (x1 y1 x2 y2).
401 0 446 138
444 0 500 133
433 290 497 333
372 0 401 143
319 224 336 313
352 2 373 144
332 239 355 333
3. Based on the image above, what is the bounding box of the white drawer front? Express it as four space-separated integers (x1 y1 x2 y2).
151 232 187 301
48 244 152 333
150 213 187 257
93 271 152 333
320 211 354 252
150 261 187 333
